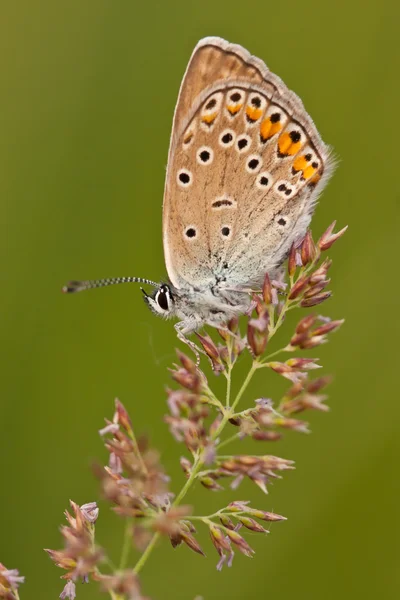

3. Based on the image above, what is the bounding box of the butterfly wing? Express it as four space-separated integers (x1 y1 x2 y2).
163 37 334 290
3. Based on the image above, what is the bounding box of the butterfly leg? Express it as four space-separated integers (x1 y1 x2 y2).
174 320 205 366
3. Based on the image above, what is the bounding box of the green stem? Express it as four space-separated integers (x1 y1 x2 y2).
203 388 225 411
269 298 290 337
263 347 286 361
173 454 203 506
119 519 133 570
217 431 241 451
230 362 258 414
225 366 232 409
187 509 248 522
133 532 161 575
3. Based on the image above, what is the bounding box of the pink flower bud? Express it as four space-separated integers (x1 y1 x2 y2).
288 275 310 299
262 273 273 305
288 243 297 276
301 231 318 265
301 291 332 307
318 221 348 250
311 319 344 336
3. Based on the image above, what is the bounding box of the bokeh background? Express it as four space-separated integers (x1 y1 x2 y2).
1 1 398 598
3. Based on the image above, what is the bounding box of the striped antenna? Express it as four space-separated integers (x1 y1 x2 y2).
62 276 159 294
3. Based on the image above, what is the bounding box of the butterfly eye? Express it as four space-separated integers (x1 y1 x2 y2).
156 287 170 311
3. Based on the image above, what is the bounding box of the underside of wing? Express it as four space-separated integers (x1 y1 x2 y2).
163 37 334 290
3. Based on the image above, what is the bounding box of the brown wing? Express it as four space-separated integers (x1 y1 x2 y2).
163 37 333 289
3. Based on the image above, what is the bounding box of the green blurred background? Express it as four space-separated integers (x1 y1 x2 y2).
1 0 398 598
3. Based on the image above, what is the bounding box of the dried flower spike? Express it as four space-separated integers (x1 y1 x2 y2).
0 563 25 600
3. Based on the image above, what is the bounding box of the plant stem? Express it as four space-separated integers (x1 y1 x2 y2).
225 365 232 409
217 431 241 450
230 362 258 414
187 509 247 522
133 532 160 575
119 519 133 570
263 347 286 361
173 454 202 506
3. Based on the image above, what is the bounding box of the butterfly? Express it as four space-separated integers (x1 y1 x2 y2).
63 37 334 346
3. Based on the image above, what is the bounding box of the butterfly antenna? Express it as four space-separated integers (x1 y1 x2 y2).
62 277 159 294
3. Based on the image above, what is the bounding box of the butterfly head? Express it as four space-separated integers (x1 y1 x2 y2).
141 283 175 319
63 276 176 319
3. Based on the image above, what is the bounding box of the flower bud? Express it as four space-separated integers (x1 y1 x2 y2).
219 515 236 530
170 367 203 392
60 580 76 600
176 350 197 374
262 273 273 305
247 312 269 356
267 361 292 374
301 291 332 307
252 430 282 441
274 416 310 433
200 476 224 491
80 502 99 524
247 509 287 522
311 319 344 336
303 279 330 298
301 231 318 265
195 333 219 361
225 529 255 556
318 221 348 250
307 375 332 393
288 242 297 276
296 314 316 333
114 398 133 434
286 358 320 370
228 317 239 333
237 516 269 533
252 293 266 317
181 531 205 556
217 328 229 341
209 524 231 553
288 275 310 299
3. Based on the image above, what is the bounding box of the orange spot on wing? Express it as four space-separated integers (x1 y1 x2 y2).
183 132 193 144
227 103 242 115
278 133 302 157
202 112 217 124
278 132 291 155
308 173 321 187
302 164 317 179
293 155 309 173
260 118 281 141
246 106 262 122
